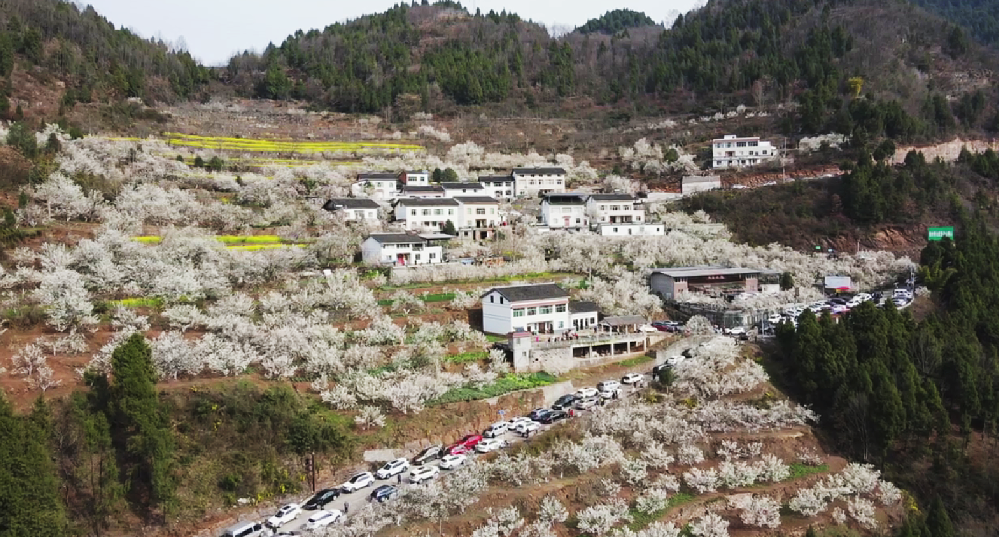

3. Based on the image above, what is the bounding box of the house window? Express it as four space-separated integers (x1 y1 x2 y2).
575 218 581 224
749 141 759 146
422 209 431 216
490 295 495 303
411 209 417 216
558 321 564 329
476 208 486 215
500 297 504 304
715 161 722 166
513 309 525 318
434 209 442 215
429 252 436 259
613 227 618 233
448 209 454 215
415 254 421 261
555 304 567 313
539 305 552 315
526 307 537 316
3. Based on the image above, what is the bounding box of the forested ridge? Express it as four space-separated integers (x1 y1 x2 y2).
575 9 658 35
0 0 210 111
219 0 998 144
909 0 999 47
775 210 999 533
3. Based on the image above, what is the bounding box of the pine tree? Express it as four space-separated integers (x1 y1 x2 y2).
926 496 955 537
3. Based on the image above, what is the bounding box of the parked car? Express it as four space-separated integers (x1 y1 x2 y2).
439 453 467 470
266 503 302 529
275 532 302 537
303 489 340 510
725 326 747 336
412 445 443 466
597 380 621 393
576 387 598 398
514 420 541 436
508 416 533 428
375 458 409 480
622 373 644 385
475 438 508 453
540 409 569 423
410 465 440 484
370 485 399 503
651 321 671 332
829 304 848 314
339 472 375 493
551 394 578 411
529 408 552 421
598 387 618 400
575 396 600 410
483 421 509 438
222 521 273 537
447 434 483 455
304 510 341 531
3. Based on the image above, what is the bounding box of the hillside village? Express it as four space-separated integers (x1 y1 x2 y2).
1 1 999 537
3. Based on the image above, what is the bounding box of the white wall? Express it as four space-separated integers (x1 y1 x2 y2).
481 291 571 334
362 238 443 266
597 224 665 236
513 174 566 197
340 208 379 222
711 137 777 169
542 203 587 228
587 199 645 224
481 181 514 200
456 203 501 228
395 204 459 231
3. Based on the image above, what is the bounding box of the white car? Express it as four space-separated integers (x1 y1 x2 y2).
475 438 508 453
266 503 302 529
725 326 747 336
508 416 532 428
514 420 540 435
577 387 598 398
597 380 621 393
767 314 783 325
829 304 848 314
340 472 375 492
439 454 467 469
410 465 440 484
621 373 644 385
665 355 686 367
375 458 409 480
483 421 509 438
598 387 618 400
304 510 342 530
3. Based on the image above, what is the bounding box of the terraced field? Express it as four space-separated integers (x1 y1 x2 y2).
161 133 423 154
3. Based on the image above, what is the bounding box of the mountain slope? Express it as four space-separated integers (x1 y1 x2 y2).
0 0 210 115
221 0 998 144
575 9 657 35
909 0 999 47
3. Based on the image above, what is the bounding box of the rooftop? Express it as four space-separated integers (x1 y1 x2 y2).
486 283 570 303
513 167 567 175
367 233 427 244
440 182 485 190
569 300 599 313
403 170 428 174
589 194 638 201
600 315 647 326
395 198 460 207
650 266 762 278
323 198 380 210
479 175 514 181
543 193 588 205
403 185 445 192
454 196 500 204
358 173 399 180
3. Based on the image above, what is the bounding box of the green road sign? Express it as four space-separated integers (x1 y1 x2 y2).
928 227 954 241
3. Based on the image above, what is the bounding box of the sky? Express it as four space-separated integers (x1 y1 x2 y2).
85 0 701 66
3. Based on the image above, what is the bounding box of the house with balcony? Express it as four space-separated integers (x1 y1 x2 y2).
586 194 645 225
454 196 502 240
399 170 430 186
540 193 589 230
441 182 486 197
711 135 778 169
361 233 450 266
322 198 380 222
482 283 571 335
512 167 567 197
479 175 515 200
394 198 460 231
352 172 400 200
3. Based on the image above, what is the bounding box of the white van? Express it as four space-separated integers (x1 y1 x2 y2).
222 521 272 537
596 380 621 393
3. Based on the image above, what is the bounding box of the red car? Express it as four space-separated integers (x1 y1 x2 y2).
447 434 483 455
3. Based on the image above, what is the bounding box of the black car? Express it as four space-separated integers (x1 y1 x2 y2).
412 445 443 466
539 409 568 424
551 394 578 411
370 485 398 503
529 408 552 421
303 488 340 510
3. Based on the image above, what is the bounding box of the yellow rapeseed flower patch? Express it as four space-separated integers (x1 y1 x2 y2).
162 132 423 154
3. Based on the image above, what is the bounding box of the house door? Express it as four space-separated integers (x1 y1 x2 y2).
397 254 406 266
563 216 570 227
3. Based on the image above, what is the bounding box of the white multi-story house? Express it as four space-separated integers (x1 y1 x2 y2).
596 223 665 236
454 196 501 240
361 233 448 266
322 198 380 222
441 182 486 197
394 198 460 231
479 175 515 200
400 185 445 198
711 135 777 169
512 167 567 197
585 194 645 225
481 283 571 334
353 173 400 200
399 170 430 186
541 193 589 230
